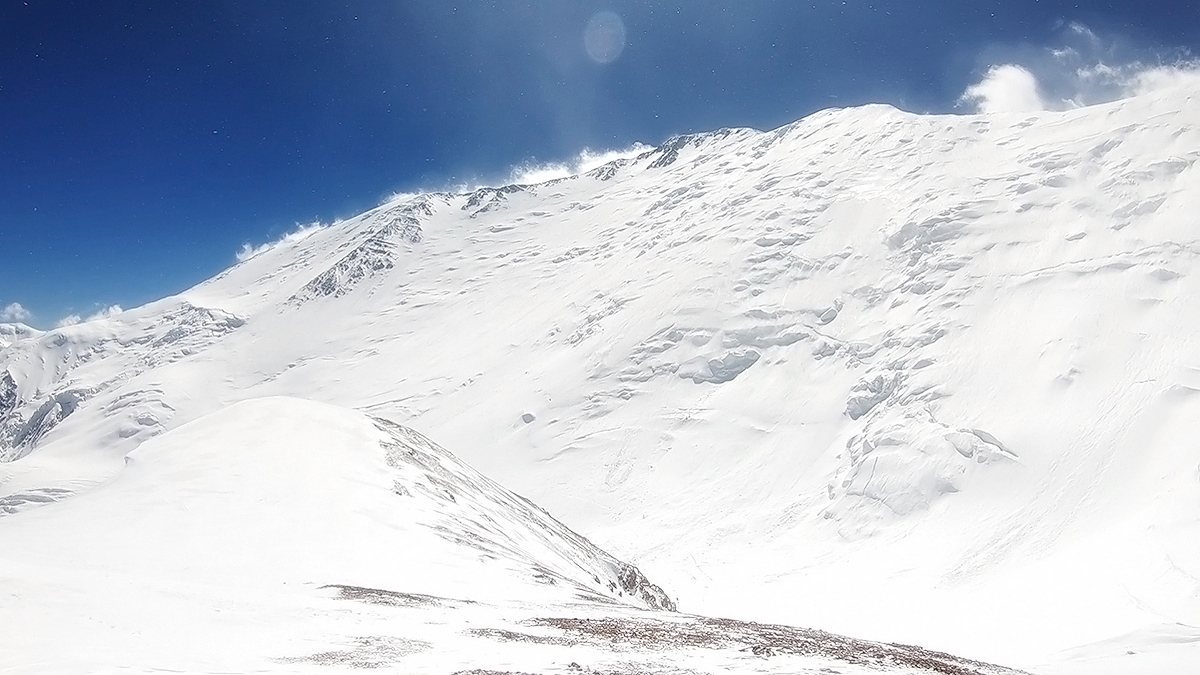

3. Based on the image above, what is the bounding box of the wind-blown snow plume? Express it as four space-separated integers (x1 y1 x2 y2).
960 65 1045 113
236 221 329 262
54 304 123 328
961 21 1200 113
508 144 651 185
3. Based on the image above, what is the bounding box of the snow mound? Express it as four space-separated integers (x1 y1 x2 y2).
0 396 671 610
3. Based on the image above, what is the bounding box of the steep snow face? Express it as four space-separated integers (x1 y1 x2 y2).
3 82 1200 670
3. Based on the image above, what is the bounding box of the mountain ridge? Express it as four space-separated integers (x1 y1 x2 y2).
3 81 1200 672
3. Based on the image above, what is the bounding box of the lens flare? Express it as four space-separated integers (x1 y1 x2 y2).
584 11 626 64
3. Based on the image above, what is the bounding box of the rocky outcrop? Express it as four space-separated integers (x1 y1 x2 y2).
376 417 676 612
1 387 92 462
614 562 676 611
289 199 432 304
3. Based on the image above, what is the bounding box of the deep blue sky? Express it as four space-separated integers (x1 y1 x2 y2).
3 1 1198 326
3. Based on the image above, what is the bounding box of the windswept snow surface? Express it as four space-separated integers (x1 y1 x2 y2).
4 81 1200 672
0 396 1017 675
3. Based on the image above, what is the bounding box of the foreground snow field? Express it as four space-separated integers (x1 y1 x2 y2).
0 397 1021 674
3 79 1200 673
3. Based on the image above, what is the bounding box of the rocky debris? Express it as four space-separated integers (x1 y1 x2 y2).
277 635 431 668
290 235 396 302
322 584 474 609
476 615 1027 675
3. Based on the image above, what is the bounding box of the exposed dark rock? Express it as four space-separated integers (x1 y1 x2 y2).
646 129 742 170
0 371 16 419
613 563 676 612
321 583 474 608
586 160 631 181
289 200 431 304
1 387 93 461
463 185 526 217
373 418 677 612
477 615 1028 675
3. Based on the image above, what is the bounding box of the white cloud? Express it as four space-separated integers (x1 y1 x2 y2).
1065 21 1100 44
1 302 31 323
237 221 328 262
960 65 1046 113
55 314 81 328
960 23 1200 114
508 143 651 186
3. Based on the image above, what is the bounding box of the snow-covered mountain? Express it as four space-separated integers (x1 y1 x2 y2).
3 79 1200 673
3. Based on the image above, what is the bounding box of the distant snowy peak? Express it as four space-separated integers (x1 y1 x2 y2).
0 322 41 349
0 299 247 461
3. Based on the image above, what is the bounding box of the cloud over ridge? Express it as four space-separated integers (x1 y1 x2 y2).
1 302 31 323
961 65 1045 113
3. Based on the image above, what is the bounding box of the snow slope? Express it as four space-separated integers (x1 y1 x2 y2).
3 79 1200 672
0 397 665 669
0 396 1019 675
